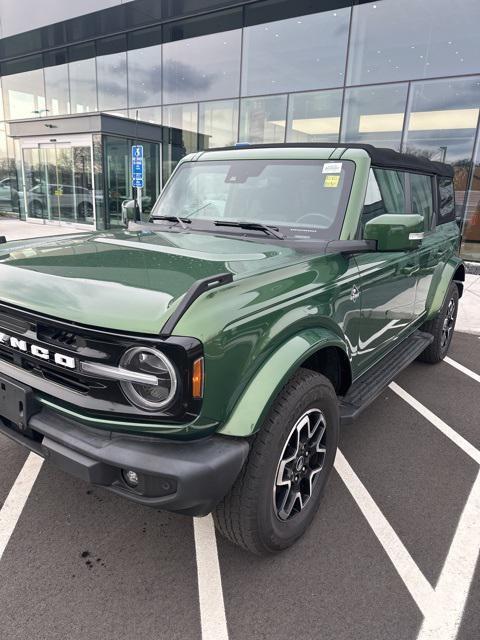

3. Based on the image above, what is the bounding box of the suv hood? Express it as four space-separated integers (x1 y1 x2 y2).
0 228 311 334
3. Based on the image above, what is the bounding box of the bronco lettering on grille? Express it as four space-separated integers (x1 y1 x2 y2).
0 332 76 369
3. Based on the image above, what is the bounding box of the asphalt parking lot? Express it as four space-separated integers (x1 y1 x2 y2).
0 331 479 640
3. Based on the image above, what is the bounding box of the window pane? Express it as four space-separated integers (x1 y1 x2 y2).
128 44 162 108
461 143 480 261
239 95 287 144
438 178 456 224
363 169 406 226
45 63 70 116
69 58 97 113
97 52 127 111
0 123 19 214
410 174 433 223
199 100 239 149
163 29 241 104
348 0 480 85
287 90 342 143
130 106 162 125
341 83 408 151
163 103 198 154
0 81 5 121
153 159 355 240
403 76 480 212
2 69 46 119
241 9 350 96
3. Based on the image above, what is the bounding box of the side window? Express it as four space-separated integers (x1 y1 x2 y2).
437 177 456 224
361 168 407 229
410 173 433 227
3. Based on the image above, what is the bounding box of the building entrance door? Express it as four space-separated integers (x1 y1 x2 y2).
20 135 95 227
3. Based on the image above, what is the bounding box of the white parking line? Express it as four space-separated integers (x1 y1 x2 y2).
444 356 480 384
0 452 43 562
193 514 229 640
334 449 435 616
387 380 480 640
389 382 480 465
416 469 480 640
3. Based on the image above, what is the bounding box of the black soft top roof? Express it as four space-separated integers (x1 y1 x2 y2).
210 143 454 178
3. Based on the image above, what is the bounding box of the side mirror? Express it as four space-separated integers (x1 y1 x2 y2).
121 199 137 225
364 214 425 251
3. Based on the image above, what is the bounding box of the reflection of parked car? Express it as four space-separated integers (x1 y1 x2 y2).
0 177 19 211
27 183 93 220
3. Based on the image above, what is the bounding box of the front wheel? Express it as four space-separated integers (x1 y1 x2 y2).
213 369 339 554
417 282 459 363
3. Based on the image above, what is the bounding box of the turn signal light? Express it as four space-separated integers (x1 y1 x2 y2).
192 357 204 398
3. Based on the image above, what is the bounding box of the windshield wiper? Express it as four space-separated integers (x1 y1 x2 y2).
150 215 191 229
213 220 285 240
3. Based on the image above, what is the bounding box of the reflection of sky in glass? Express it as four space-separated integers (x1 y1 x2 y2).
97 52 127 111
2 69 46 119
128 45 162 108
242 9 350 96
287 90 343 143
163 29 241 104
403 77 480 164
45 63 70 115
69 58 97 113
341 84 409 151
348 0 480 85
199 100 239 148
240 95 288 144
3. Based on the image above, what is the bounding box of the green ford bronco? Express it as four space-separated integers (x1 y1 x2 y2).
0 143 464 554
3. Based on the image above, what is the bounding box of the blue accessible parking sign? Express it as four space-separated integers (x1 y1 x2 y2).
132 145 144 188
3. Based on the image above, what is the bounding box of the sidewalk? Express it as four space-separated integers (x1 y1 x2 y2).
0 217 87 242
457 274 480 335
0 216 478 334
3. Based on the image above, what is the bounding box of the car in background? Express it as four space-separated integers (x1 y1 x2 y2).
26 183 94 221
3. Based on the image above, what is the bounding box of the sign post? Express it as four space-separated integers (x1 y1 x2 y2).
131 145 144 220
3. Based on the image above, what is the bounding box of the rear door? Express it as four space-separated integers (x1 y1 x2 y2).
352 168 418 374
414 175 458 321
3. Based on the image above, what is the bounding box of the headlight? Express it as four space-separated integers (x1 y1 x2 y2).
119 346 177 411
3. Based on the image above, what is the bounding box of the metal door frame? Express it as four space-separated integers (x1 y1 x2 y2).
19 134 96 229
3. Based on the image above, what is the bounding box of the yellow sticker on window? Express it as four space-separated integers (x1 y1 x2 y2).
324 175 340 188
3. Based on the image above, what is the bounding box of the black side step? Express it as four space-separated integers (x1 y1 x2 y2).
340 330 433 424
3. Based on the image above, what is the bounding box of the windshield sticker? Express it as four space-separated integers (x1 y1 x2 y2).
322 162 343 174
324 175 340 188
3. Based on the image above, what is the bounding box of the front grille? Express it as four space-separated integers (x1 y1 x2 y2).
21 359 92 394
0 301 202 424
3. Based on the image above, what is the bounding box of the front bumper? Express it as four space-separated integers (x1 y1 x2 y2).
0 405 249 516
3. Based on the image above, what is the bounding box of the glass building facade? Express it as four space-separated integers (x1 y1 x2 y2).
1 0 480 260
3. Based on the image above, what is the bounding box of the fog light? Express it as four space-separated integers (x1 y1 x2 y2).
123 469 139 488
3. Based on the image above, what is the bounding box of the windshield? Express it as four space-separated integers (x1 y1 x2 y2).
151 159 354 240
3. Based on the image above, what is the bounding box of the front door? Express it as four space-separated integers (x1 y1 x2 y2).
351 168 418 374
20 135 95 227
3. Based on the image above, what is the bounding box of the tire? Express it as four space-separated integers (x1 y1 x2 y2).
77 201 93 221
213 369 339 554
417 282 459 364
30 200 44 218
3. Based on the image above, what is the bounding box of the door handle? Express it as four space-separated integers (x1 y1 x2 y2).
401 263 419 276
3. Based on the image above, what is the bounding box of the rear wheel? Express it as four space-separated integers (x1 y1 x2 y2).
418 282 459 363
213 369 339 554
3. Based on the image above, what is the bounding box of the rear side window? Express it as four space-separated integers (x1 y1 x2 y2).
410 173 433 226
438 177 456 224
